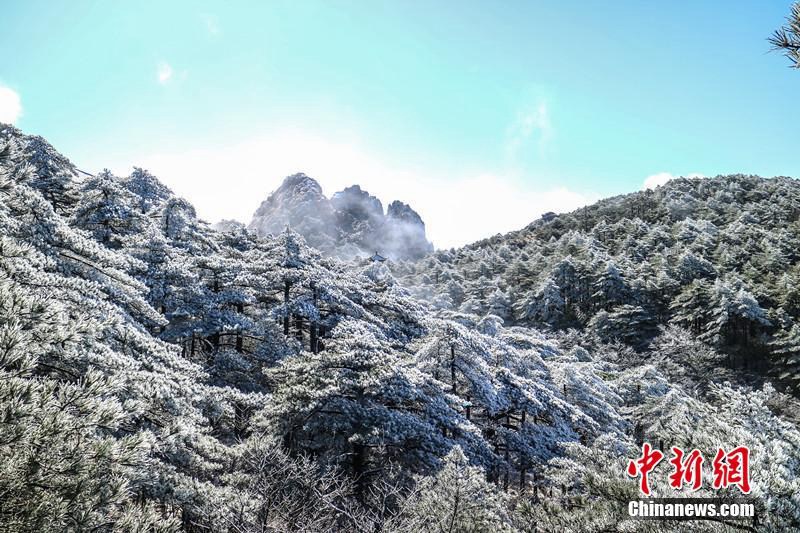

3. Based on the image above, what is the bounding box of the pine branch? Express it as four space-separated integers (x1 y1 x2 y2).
770 2 800 67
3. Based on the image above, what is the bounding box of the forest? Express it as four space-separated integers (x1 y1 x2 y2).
2 120 800 533
394 174 800 386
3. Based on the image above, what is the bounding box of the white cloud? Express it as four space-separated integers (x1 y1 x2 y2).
157 62 174 84
643 171 704 190
0 85 22 124
202 14 220 36
642 172 674 190
506 101 552 160
102 131 594 249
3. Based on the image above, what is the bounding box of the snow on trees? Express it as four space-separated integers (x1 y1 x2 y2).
262 319 490 499
3 126 800 530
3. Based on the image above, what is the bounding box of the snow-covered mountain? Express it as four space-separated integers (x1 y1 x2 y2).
248 173 433 260
2 123 800 532
395 173 800 391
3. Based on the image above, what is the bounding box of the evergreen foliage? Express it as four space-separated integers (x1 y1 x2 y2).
2 124 799 531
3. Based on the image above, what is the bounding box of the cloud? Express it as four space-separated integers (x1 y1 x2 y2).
642 172 674 190
202 14 220 36
0 85 22 124
642 172 705 190
157 62 174 84
100 131 594 249
506 100 552 160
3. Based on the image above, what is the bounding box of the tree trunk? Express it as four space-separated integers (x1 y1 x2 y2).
311 285 318 353
503 413 511 491
294 314 304 342
283 280 290 336
352 442 367 502
450 344 457 394
236 303 244 353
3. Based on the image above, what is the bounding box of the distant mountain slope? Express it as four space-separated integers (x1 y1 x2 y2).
396 174 800 388
248 173 433 260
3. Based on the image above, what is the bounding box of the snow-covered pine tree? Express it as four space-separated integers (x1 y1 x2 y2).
771 324 800 391
262 319 489 500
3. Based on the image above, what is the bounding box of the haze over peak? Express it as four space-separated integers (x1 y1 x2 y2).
248 173 433 260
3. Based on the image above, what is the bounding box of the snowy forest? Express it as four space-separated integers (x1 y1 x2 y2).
3 117 800 533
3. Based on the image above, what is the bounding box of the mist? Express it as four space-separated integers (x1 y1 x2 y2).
247 173 433 261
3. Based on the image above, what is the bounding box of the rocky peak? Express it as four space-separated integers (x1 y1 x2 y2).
260 173 326 209
331 185 384 222
249 173 337 250
383 200 432 260
249 174 434 260
387 200 425 227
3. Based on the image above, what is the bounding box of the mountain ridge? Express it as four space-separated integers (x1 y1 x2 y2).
393 172 800 391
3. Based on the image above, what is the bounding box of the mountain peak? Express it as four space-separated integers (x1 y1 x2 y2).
387 200 425 227
249 175 433 260
331 184 384 223
277 172 323 196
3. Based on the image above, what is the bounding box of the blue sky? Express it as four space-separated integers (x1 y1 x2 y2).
1 1 798 247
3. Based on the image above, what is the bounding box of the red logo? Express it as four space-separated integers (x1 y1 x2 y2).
712 446 751 494
668 447 704 491
627 442 664 496
627 443 751 495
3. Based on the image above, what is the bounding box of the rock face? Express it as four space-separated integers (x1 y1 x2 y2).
331 185 385 247
384 200 434 260
249 173 433 260
249 173 338 251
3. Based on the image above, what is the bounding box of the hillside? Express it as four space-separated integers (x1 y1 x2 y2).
1 124 800 531
395 175 800 391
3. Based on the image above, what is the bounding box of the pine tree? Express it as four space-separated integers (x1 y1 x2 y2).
592 261 628 311
770 2 800 67
669 279 712 335
388 446 513 533
487 288 511 321
71 170 149 249
771 324 800 391
519 277 565 326
588 305 656 346
124 167 172 213
263 319 487 498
